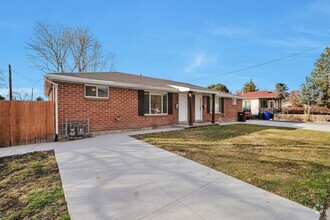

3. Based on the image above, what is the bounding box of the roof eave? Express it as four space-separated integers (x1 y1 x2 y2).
44 74 243 99
45 74 183 93
45 74 221 94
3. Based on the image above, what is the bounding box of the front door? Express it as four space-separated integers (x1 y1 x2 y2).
179 93 188 122
195 95 202 121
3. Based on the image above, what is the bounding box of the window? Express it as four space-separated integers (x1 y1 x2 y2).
242 100 251 109
85 86 97 97
210 97 222 113
144 91 168 115
85 85 109 98
270 101 274 108
232 98 237 105
98 87 108 97
260 100 268 108
144 91 150 114
151 94 162 114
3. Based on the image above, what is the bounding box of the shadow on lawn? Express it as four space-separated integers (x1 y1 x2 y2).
133 124 297 143
132 124 330 216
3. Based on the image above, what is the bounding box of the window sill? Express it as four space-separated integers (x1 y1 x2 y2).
144 114 169 116
84 97 109 101
209 112 224 115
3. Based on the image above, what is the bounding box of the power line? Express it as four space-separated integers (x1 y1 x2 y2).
189 42 330 82
12 70 43 83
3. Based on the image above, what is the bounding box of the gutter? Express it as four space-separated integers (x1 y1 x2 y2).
45 78 59 142
45 74 180 93
45 73 242 97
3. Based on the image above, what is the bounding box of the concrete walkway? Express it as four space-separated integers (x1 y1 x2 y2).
0 127 320 220
244 120 330 132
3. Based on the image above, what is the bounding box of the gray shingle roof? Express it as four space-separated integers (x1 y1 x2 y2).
46 71 243 98
50 71 216 91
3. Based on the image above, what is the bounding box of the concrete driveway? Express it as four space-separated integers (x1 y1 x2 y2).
244 119 330 132
0 127 320 220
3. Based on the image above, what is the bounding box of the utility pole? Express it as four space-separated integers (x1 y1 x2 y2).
31 88 34 101
9 64 12 100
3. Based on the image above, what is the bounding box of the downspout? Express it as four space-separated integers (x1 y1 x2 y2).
45 79 59 142
212 94 215 123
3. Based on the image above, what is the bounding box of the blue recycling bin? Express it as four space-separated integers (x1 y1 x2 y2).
263 112 271 120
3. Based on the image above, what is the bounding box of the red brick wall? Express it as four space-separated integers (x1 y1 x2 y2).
56 82 179 133
202 96 242 122
52 82 241 134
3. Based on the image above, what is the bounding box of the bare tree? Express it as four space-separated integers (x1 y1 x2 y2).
27 21 116 73
0 69 7 100
36 96 44 101
0 69 5 88
13 90 30 101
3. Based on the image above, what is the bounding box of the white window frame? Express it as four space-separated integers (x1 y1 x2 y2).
242 100 251 109
85 84 109 98
145 91 168 115
232 98 237 105
210 97 222 113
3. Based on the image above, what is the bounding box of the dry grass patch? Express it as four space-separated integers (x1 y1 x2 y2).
0 150 69 220
133 124 330 214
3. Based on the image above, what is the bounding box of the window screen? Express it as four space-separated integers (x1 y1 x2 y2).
151 94 162 114
98 87 108 97
85 86 97 97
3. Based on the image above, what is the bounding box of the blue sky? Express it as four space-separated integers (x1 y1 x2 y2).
1 0 330 98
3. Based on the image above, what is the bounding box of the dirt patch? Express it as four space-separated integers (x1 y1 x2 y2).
0 150 70 220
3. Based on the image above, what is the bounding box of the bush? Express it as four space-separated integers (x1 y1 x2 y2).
282 106 330 115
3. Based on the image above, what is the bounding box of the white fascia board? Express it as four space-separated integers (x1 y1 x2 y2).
212 91 244 99
44 74 179 93
193 89 217 94
44 74 221 95
168 85 216 94
168 85 190 92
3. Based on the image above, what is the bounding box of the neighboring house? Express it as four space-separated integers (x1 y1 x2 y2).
282 91 299 108
281 101 292 108
44 72 243 137
238 91 285 115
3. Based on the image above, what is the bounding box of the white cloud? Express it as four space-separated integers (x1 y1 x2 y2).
292 26 330 37
0 88 9 97
0 87 43 100
292 26 318 35
260 37 320 48
184 52 206 72
208 25 252 37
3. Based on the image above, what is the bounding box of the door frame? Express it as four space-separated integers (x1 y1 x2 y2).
195 95 203 122
178 93 188 122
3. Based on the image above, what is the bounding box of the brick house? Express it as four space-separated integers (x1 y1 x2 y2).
44 72 243 138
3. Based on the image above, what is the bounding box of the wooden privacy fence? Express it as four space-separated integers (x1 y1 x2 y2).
0 101 55 147
275 113 330 124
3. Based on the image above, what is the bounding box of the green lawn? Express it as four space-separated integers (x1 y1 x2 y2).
133 124 330 214
0 151 70 220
